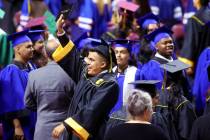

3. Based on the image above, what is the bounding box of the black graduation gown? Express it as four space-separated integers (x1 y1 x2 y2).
54 34 119 140
189 114 210 140
151 57 196 140
180 6 210 70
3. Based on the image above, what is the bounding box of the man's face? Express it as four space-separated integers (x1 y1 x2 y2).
85 52 107 76
156 37 174 58
114 47 130 67
33 39 44 54
147 24 159 34
18 41 34 61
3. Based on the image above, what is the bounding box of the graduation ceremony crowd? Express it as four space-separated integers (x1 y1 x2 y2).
0 0 210 140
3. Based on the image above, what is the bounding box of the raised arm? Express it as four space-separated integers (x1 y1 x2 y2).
52 15 85 83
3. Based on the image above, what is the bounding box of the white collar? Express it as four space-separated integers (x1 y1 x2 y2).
155 53 173 62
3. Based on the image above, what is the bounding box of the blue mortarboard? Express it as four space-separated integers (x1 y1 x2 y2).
110 39 139 53
7 30 31 48
28 30 44 42
144 26 173 45
137 13 159 29
129 80 161 98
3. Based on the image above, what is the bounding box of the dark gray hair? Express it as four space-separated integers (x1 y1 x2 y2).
127 89 152 117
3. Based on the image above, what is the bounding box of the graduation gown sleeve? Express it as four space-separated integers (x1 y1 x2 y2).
63 81 119 139
0 64 29 120
53 33 85 83
140 60 164 89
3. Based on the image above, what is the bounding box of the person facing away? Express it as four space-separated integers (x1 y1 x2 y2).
179 0 210 76
51 14 119 140
0 30 35 140
24 37 75 140
105 89 169 140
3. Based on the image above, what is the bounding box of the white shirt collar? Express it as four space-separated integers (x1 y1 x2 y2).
155 53 173 62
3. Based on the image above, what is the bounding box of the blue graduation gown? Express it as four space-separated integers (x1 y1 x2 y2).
193 48 210 111
78 0 112 38
0 60 35 140
111 66 141 112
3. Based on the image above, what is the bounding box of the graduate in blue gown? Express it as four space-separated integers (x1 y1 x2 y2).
0 30 35 140
149 0 182 27
78 0 112 38
111 39 141 112
193 47 210 115
140 27 196 140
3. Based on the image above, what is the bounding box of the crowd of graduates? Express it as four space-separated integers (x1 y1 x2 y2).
0 0 210 140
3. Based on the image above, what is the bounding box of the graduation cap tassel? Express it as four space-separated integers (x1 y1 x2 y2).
122 9 127 31
108 47 112 73
161 65 167 91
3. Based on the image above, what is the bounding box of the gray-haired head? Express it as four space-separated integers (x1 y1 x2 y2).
127 89 153 117
45 37 60 60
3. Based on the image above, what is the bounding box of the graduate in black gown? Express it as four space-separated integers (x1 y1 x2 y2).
0 30 35 140
179 0 210 76
51 15 119 140
189 113 210 140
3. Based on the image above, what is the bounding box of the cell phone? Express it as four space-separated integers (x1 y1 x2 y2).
57 4 73 20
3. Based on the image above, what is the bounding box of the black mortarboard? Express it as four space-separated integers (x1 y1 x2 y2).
129 80 161 98
110 39 139 53
160 59 190 73
7 30 31 48
137 13 159 29
118 1 139 12
144 26 173 45
89 38 117 72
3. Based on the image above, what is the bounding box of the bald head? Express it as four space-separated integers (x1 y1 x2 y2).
45 38 60 60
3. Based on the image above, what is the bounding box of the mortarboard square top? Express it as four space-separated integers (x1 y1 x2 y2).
160 59 190 73
144 26 173 45
118 1 139 12
137 13 159 29
7 30 31 48
110 39 139 53
25 16 46 29
28 30 44 42
129 80 160 98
